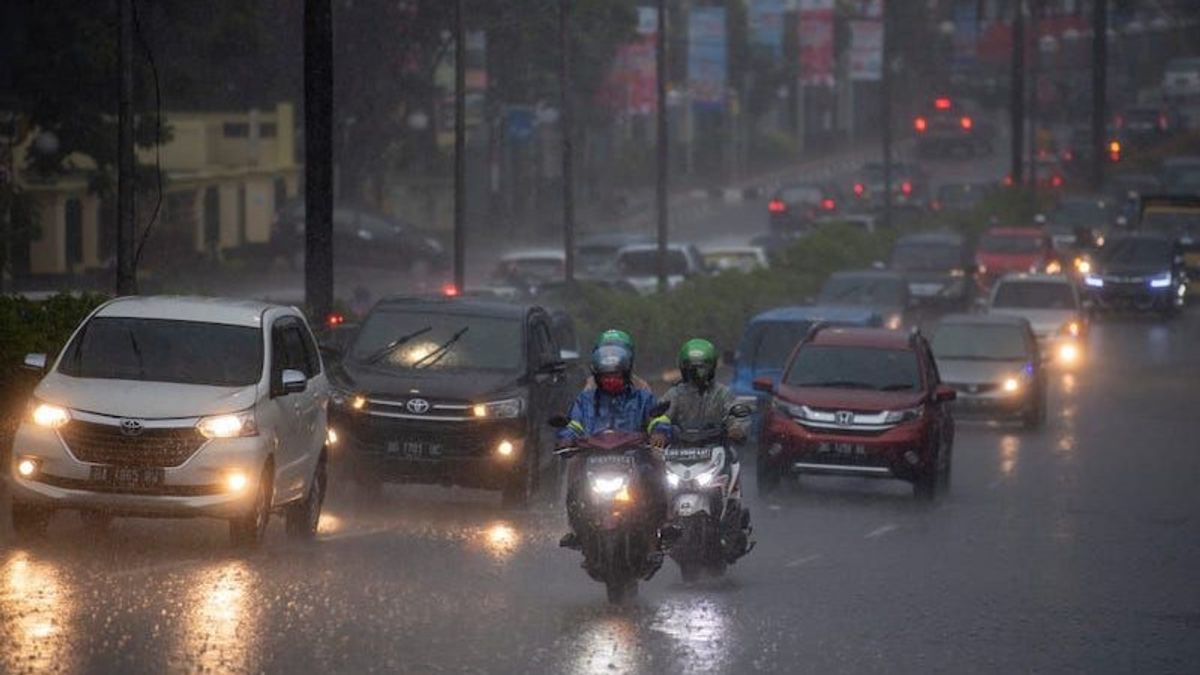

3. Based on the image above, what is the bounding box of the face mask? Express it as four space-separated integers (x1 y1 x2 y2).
597 373 625 394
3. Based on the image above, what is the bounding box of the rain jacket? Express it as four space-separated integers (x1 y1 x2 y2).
661 381 748 441
558 386 671 443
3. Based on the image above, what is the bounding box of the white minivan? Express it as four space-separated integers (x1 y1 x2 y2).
10 296 330 547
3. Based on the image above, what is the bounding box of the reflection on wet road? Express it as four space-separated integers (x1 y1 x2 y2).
2 312 1199 673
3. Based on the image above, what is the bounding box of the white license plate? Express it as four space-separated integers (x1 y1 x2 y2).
817 442 867 456
910 283 943 297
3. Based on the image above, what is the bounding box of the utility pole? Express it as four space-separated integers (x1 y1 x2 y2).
304 0 334 320
656 0 669 293
559 0 576 284
1009 0 1025 187
116 0 136 295
1028 0 1039 207
880 0 893 231
453 0 466 292
1089 0 1108 190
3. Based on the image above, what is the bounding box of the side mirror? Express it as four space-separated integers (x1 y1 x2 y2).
728 403 753 418
752 376 774 394
559 349 579 362
934 384 957 403
23 353 48 372
279 369 308 396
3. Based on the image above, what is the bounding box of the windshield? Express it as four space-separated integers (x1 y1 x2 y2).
58 317 262 386
992 281 1077 310
495 257 563 281
785 346 921 391
1142 210 1200 238
979 234 1043 255
818 276 907 306
891 243 961 271
350 310 523 372
577 245 618 272
618 250 689 276
932 324 1030 361
740 321 812 371
1050 202 1111 227
1099 238 1174 266
778 185 823 204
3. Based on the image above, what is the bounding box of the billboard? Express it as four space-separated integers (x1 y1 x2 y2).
688 7 728 110
849 20 883 81
798 0 835 87
748 0 785 57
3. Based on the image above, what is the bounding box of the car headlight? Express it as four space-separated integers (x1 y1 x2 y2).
1045 260 1063 275
591 474 628 495
1084 274 1104 288
30 402 70 429
772 399 806 419
1060 320 1080 337
472 397 524 419
885 313 903 330
1074 258 1091 275
666 472 681 488
1058 342 1079 363
331 388 366 411
1002 377 1021 393
196 411 258 439
1148 272 1172 289
882 406 923 424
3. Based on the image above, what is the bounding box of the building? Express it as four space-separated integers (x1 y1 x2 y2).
10 102 299 278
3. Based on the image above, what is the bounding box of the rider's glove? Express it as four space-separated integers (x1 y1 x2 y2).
649 432 669 449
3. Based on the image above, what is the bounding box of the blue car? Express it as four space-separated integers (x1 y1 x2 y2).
728 306 883 432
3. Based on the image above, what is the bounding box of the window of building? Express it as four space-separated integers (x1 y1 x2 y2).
65 198 83 266
223 122 249 138
259 122 277 138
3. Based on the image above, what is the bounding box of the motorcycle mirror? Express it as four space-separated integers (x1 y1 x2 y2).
728 403 753 418
547 415 570 429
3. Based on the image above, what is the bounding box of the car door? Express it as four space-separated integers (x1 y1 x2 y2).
270 317 315 502
527 314 566 470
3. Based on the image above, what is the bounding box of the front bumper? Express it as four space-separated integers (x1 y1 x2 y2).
759 411 931 482
949 386 1032 418
1087 283 1182 312
8 423 265 519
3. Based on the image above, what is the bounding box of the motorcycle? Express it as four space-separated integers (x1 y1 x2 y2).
550 414 671 604
663 406 754 582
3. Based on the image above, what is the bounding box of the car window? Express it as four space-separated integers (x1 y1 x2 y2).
992 281 1077 310
786 345 921 392
617 249 689 276
818 276 907 306
532 320 558 366
59 317 263 387
349 309 524 372
932 323 1030 361
979 234 1044 254
1098 238 1174 266
740 321 812 371
273 320 312 377
779 186 823 204
297 322 322 375
890 243 962 271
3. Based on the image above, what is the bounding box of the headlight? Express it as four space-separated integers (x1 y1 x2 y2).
1084 274 1104 288
1058 342 1079 363
694 467 719 487
1002 377 1021 393
591 475 628 495
1148 272 1172 289
882 406 923 424
332 389 366 410
885 313 903 330
472 397 524 419
1074 258 1091 275
1045 260 1063 275
772 399 807 419
196 411 258 439
666 472 681 488
1060 321 1080 337
30 402 70 429
977 264 988 276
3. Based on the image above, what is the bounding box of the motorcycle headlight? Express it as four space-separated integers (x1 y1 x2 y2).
1084 274 1104 288
1045 260 1063 275
1002 377 1021 393
1060 320 1080 337
1148 272 1172 289
591 474 628 495
196 411 258 439
472 397 524 419
882 406 923 424
666 472 681 488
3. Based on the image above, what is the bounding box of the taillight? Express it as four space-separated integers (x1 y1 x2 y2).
935 97 951 110
1108 140 1121 163
1062 149 1074 162
931 200 942 211
1158 113 1169 131
1051 175 1063 188
853 183 865 197
914 116 927 132
960 116 973 130
1003 175 1014 187
326 312 346 327
1114 114 1124 129
821 198 836 211
768 199 787 214
442 283 460 297
901 181 913 195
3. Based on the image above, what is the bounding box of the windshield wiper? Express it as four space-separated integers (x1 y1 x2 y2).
127 329 146 378
804 380 876 389
412 326 470 369
361 326 433 364
879 383 915 391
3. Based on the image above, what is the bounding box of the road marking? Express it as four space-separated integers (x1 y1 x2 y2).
864 524 899 539
785 554 821 568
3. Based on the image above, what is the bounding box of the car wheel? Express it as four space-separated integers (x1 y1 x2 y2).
913 445 941 501
79 509 114 531
1022 389 1045 430
286 454 327 540
12 503 51 537
230 464 273 548
755 454 781 497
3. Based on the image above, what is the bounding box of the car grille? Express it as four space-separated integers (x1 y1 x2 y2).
339 415 521 458
800 449 892 468
59 420 207 468
947 382 999 394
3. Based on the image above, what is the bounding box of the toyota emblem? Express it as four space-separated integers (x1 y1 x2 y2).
406 398 431 414
119 418 145 436
834 411 854 427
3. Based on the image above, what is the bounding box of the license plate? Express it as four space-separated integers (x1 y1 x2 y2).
664 447 713 462
386 440 443 458
910 283 943 297
90 465 165 488
817 442 867 456
586 454 635 467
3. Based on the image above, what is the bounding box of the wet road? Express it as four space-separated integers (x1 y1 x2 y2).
3 308 1199 673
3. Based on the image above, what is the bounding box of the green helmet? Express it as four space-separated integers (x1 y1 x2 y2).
678 338 717 385
595 329 635 360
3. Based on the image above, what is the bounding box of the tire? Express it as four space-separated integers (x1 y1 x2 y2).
286 455 327 540
79 509 114 531
605 579 638 604
913 445 941 502
756 455 781 497
12 503 51 537
230 464 273 548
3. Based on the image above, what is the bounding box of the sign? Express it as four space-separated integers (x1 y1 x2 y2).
951 1 979 72
748 0 785 56
798 0 835 87
636 6 658 36
849 20 883 81
688 7 728 110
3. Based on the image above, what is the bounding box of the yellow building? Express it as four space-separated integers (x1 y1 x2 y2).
13 102 300 277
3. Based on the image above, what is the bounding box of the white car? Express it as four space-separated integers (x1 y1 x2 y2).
986 274 1087 366
10 296 330 547
701 245 769 273
614 243 706 294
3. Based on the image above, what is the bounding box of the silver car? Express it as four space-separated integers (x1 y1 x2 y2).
931 314 1046 429
987 273 1087 367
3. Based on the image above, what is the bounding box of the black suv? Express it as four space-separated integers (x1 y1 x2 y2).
889 231 975 310
1083 233 1187 318
325 297 581 506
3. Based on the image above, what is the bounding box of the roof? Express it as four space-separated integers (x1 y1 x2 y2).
617 243 690 254
808 327 912 349
577 232 655 248
984 227 1044 237
500 249 566 261
751 305 880 324
96 295 280 327
937 313 1030 327
373 296 533 320
896 231 964 245
994 273 1073 285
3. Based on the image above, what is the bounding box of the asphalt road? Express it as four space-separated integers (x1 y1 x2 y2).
2 307 1199 674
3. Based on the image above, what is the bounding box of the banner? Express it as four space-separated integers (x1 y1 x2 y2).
599 7 658 115
748 0 785 57
688 7 728 110
849 20 883 81
798 0 835 87
951 1 979 72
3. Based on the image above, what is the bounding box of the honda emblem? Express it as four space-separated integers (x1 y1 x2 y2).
834 411 854 427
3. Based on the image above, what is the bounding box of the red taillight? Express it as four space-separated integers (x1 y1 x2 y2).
960 116 973 130
901 181 913 195
1114 114 1124 129
1158 113 1169 131
326 312 345 327
820 198 836 211
934 97 951 110
1051 175 1063 188
1108 139 1121 163
768 199 787 214
442 283 460 297
1062 149 1074 162
853 183 865 197
914 116 927 132
1003 175 1014 187
931 200 942 211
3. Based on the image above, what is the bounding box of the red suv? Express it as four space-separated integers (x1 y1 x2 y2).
753 326 956 500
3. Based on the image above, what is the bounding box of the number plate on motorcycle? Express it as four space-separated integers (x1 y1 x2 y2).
586 454 635 467
664 447 713 462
